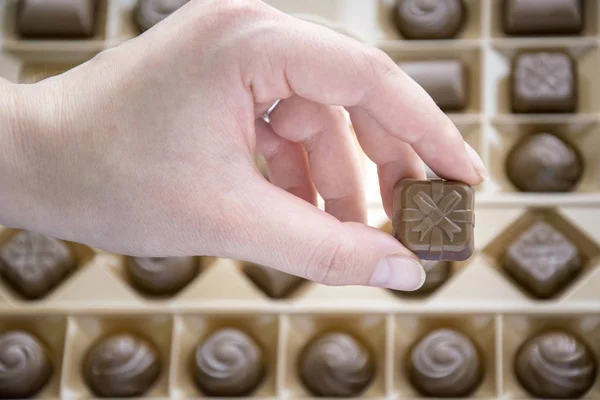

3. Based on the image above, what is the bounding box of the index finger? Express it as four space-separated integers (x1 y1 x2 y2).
244 11 487 185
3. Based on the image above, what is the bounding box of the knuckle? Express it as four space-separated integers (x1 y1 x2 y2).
306 231 357 286
365 47 396 74
197 0 272 25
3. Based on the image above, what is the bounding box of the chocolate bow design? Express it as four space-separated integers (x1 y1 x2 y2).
410 191 462 241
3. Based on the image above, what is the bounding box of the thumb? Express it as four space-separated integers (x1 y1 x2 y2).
226 179 425 291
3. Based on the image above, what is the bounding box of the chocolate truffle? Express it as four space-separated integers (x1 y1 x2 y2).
511 52 577 114
515 331 597 398
399 60 468 112
392 260 452 296
194 328 265 397
243 263 305 298
408 328 483 397
134 0 189 32
84 333 161 398
503 221 582 299
17 0 97 38
393 0 466 40
126 256 198 296
506 133 582 193
503 0 583 36
393 179 475 261
300 332 374 397
0 331 53 399
0 231 76 299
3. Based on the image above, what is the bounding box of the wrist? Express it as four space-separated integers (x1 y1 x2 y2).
0 81 63 229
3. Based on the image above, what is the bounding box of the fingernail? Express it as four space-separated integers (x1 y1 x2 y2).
370 256 426 291
464 142 488 181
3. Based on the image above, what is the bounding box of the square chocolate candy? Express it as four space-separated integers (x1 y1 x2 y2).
511 52 577 114
503 221 582 299
399 60 468 112
0 231 76 299
392 179 475 261
503 0 583 36
17 0 98 38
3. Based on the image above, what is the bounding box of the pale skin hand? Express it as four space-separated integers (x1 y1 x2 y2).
0 0 487 291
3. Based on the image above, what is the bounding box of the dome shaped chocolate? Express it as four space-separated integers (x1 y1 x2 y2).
84 333 161 397
126 256 198 296
243 263 305 298
134 0 189 32
506 133 582 192
0 331 53 399
393 0 466 40
193 328 265 396
515 331 597 399
299 332 374 397
408 328 483 397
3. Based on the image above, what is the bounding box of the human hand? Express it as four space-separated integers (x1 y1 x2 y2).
0 0 486 291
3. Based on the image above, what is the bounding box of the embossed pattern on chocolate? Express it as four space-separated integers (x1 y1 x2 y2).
0 331 53 399
134 0 189 32
515 331 597 399
506 133 583 193
17 0 97 38
243 263 305 298
408 328 483 397
0 231 76 299
126 257 198 296
504 221 582 299
193 328 265 397
299 332 374 397
84 333 161 398
393 0 466 39
503 0 583 36
511 52 577 114
399 60 468 112
393 179 475 261
392 260 452 296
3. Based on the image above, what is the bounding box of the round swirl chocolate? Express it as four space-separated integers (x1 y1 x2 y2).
194 328 265 396
300 332 374 397
393 0 466 40
134 0 189 32
0 331 53 399
84 333 161 397
126 256 198 296
506 133 583 193
408 328 483 397
515 331 597 399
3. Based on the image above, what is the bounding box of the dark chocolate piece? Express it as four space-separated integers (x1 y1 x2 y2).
393 0 466 40
393 179 475 261
134 0 189 32
194 328 265 397
126 256 198 296
84 333 161 397
503 0 583 36
392 260 452 296
506 133 582 193
0 231 76 299
511 52 577 114
503 221 581 299
0 330 53 399
243 263 305 298
399 60 468 111
408 328 483 397
300 332 374 397
515 331 597 399
17 0 97 38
